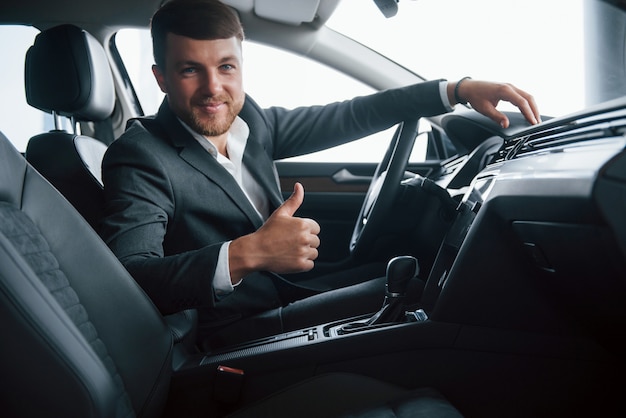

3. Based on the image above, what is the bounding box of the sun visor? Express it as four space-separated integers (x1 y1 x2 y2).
254 0 320 24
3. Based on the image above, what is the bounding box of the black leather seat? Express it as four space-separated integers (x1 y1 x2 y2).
24 23 113 230
22 22 198 349
0 130 463 417
0 131 172 417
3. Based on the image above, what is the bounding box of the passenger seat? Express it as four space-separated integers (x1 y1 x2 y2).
24 23 113 231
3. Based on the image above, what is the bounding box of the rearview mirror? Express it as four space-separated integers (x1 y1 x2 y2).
373 0 398 18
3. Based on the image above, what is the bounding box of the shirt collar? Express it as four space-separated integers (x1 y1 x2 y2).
179 116 250 162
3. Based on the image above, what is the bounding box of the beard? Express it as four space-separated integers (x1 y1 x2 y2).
185 94 244 137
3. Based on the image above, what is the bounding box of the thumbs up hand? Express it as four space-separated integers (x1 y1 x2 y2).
271 180 307 218
228 183 321 282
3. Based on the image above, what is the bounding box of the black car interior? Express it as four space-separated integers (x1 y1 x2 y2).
0 128 464 416
2 7 626 417
3 110 625 416
0 22 465 418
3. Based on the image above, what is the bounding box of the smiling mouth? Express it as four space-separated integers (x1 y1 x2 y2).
197 101 225 114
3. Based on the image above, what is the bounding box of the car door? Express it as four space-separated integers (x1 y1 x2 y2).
275 123 454 262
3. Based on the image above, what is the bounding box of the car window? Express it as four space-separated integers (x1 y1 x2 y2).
0 25 55 152
114 29 430 163
328 0 584 119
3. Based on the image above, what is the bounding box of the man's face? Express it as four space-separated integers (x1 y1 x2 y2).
153 33 245 138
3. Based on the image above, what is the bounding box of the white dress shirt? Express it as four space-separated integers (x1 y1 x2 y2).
181 116 269 297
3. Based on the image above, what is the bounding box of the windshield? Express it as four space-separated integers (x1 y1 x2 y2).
327 0 584 118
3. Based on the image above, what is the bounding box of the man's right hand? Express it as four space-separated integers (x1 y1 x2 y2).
228 182 321 283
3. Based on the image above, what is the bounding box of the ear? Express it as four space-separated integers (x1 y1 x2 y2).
152 64 168 94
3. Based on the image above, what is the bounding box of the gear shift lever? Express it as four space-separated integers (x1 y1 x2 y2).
339 256 419 333
369 255 419 325
386 255 419 297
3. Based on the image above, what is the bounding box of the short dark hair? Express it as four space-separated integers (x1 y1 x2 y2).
151 0 245 69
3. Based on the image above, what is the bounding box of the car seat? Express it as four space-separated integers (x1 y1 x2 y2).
0 130 463 417
24 23 113 231
22 22 198 353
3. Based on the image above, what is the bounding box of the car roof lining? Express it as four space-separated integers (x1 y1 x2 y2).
0 0 340 29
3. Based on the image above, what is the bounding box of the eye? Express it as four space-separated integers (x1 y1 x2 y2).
180 66 197 75
220 64 235 71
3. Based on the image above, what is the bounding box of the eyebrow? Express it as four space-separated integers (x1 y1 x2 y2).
174 59 201 67
173 55 240 68
218 54 241 64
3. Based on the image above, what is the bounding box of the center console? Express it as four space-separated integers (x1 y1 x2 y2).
420 173 496 312
168 179 494 402
172 252 460 377
165 166 616 415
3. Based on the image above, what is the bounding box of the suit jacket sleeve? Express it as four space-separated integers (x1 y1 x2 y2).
101 123 219 314
263 80 448 159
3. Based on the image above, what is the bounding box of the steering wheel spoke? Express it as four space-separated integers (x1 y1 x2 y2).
350 119 421 259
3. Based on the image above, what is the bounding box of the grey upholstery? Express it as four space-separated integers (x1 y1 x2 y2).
24 24 113 230
0 129 464 417
0 131 173 417
0 202 134 417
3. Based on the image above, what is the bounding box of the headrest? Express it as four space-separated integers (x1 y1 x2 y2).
25 24 115 122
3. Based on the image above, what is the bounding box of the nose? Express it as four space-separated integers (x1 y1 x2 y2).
202 70 223 96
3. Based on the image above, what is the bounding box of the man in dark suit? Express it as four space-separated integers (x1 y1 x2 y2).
100 0 541 346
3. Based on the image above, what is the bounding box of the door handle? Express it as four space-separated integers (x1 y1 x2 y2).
332 168 373 184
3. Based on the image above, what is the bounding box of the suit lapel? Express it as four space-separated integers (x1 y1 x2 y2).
154 100 265 228
243 137 284 211
180 146 266 228
239 97 284 211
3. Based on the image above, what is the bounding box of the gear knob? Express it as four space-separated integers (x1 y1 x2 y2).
338 255 420 333
386 256 419 296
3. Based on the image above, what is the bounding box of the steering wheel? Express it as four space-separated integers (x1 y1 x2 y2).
349 118 421 259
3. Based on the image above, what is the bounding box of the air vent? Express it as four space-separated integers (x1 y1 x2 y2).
497 115 626 162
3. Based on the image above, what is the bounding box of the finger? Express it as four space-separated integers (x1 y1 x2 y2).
307 230 321 249
493 111 510 129
517 88 542 124
303 217 321 235
273 182 304 217
303 246 319 266
504 85 540 125
473 100 510 128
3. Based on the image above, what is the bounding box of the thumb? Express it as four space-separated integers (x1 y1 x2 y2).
475 101 510 129
274 182 304 217
496 112 510 129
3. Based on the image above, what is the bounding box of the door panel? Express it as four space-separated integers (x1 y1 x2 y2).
276 160 441 262
277 161 371 261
